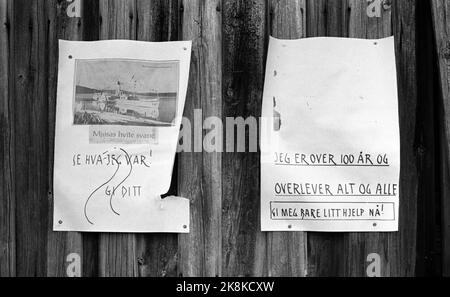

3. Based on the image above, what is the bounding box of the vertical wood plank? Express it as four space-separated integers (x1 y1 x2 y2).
324 0 349 37
46 0 70 277
222 0 267 277
266 0 307 277
98 0 138 277
431 0 450 276
136 0 179 42
440 119 450 277
414 0 440 276
348 0 391 38
306 0 349 37
134 0 180 278
11 0 50 276
270 0 305 39
46 0 100 277
178 0 222 277
100 0 136 40
390 0 419 276
81 0 101 278
305 0 326 37
306 0 421 276
0 0 15 277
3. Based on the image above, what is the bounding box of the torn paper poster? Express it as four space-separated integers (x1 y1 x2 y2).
53 40 191 233
261 36 400 232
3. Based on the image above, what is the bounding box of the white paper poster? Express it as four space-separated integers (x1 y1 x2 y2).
261 37 400 232
53 40 191 233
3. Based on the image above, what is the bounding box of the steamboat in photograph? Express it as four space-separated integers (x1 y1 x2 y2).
73 59 179 127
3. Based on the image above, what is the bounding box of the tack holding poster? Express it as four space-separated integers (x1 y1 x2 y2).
261 36 400 232
53 40 191 233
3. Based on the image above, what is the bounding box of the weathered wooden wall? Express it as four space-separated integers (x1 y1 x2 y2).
431 0 450 277
0 0 449 277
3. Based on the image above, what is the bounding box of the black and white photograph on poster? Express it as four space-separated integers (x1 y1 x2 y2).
73 59 179 127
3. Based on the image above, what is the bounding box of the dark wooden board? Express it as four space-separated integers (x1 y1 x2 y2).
0 0 15 277
222 0 268 277
431 0 450 277
178 0 223 277
11 0 51 276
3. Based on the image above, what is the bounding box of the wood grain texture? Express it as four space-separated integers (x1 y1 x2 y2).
431 0 450 276
306 0 349 37
134 0 180 278
45 0 72 277
46 0 100 277
266 0 307 277
178 0 222 277
0 0 15 277
80 0 101 278
348 0 391 38
82 233 100 277
440 121 450 277
305 0 326 37
270 0 305 39
11 0 51 276
390 0 419 276
136 0 178 42
98 0 138 277
222 0 267 277
100 0 136 40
